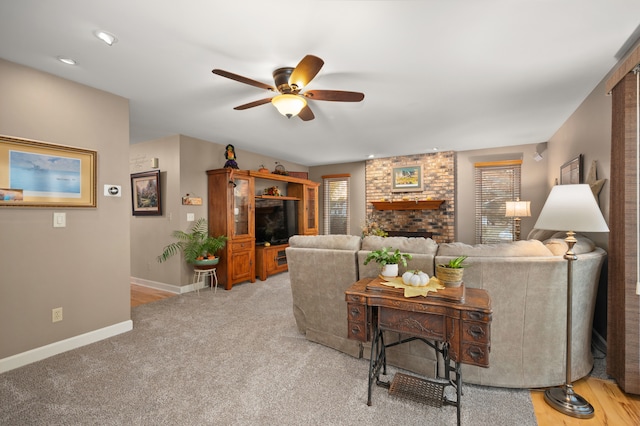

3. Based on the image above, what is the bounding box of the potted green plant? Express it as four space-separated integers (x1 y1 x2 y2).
363 246 412 277
157 218 227 267
435 255 467 287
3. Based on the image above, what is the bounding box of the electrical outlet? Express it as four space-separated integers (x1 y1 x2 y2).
52 307 63 323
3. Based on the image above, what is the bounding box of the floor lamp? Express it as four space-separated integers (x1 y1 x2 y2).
505 198 531 241
534 184 609 418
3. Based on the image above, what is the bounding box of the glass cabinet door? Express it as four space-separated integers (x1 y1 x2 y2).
233 177 251 237
305 185 318 233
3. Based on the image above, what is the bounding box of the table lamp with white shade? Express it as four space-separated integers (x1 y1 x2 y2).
505 198 531 241
534 184 609 418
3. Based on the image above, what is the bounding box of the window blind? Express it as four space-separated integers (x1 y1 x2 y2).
322 175 350 235
474 160 522 244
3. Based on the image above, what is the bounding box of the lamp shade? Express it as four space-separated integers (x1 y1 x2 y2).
271 94 307 118
505 200 531 218
534 184 609 232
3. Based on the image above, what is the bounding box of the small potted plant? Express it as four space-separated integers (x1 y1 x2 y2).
157 218 227 268
435 255 467 287
363 246 412 277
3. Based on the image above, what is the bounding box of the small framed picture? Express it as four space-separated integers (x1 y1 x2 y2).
560 155 583 185
392 164 423 192
131 170 162 216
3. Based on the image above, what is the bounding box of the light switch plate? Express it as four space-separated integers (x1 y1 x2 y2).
187 213 195 222
53 212 66 228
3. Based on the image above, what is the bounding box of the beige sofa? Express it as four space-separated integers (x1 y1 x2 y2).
286 232 606 389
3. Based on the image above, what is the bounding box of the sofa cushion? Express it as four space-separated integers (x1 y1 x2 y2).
288 234 361 251
542 232 596 256
437 239 554 257
361 235 438 256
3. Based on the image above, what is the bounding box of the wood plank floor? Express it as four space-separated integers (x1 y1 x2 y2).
130 284 177 307
532 377 640 425
129 284 640 424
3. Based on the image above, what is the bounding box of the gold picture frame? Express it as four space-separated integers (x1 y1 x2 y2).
391 164 423 192
0 135 97 207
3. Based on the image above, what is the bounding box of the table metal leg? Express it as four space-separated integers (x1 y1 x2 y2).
455 361 462 426
367 326 386 406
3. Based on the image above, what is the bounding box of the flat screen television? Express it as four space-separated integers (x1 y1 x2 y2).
254 198 298 245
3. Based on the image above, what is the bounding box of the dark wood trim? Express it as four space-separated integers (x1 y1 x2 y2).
321 173 350 179
607 71 640 394
606 40 640 93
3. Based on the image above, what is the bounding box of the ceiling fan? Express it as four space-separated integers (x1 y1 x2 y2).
212 55 364 121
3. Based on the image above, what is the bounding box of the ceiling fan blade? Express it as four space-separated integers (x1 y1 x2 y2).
212 69 276 92
297 105 315 121
304 90 365 102
233 97 273 110
289 55 324 89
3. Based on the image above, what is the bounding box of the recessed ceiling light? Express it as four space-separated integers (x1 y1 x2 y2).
368 154 375 159
94 30 117 46
432 147 439 151
57 56 77 65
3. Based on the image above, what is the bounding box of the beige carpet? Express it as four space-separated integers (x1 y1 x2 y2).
0 272 536 425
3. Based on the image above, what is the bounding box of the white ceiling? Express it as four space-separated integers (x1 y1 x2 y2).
1 1 639 166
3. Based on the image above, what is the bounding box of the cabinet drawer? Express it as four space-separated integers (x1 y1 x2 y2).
347 321 367 342
460 342 490 367
462 310 491 322
231 241 252 252
378 308 445 341
462 321 490 344
347 303 366 324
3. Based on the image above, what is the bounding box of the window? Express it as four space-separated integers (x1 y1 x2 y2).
474 160 522 243
322 174 350 235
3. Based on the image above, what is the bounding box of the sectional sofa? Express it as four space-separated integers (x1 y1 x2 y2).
285 232 606 389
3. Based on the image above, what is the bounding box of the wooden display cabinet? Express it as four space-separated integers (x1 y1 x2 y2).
207 169 255 290
207 168 319 289
255 243 288 281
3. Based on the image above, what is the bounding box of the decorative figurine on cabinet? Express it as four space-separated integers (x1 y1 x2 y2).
224 144 239 169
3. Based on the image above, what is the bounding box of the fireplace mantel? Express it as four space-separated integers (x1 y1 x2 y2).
371 200 444 211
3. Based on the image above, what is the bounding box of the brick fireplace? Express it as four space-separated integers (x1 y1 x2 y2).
365 152 455 243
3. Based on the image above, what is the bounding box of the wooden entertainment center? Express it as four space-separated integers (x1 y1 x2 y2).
207 168 320 290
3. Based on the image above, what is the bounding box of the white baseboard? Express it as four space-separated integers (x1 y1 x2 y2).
130 277 186 294
130 276 208 294
0 320 133 374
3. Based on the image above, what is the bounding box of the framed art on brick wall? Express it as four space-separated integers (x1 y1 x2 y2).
391 164 423 192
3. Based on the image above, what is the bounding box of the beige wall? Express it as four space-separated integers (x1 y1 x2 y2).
0 59 131 363
547 78 612 250
456 143 550 244
130 135 309 290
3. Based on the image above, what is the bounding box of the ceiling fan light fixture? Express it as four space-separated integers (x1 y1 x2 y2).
271 94 307 118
